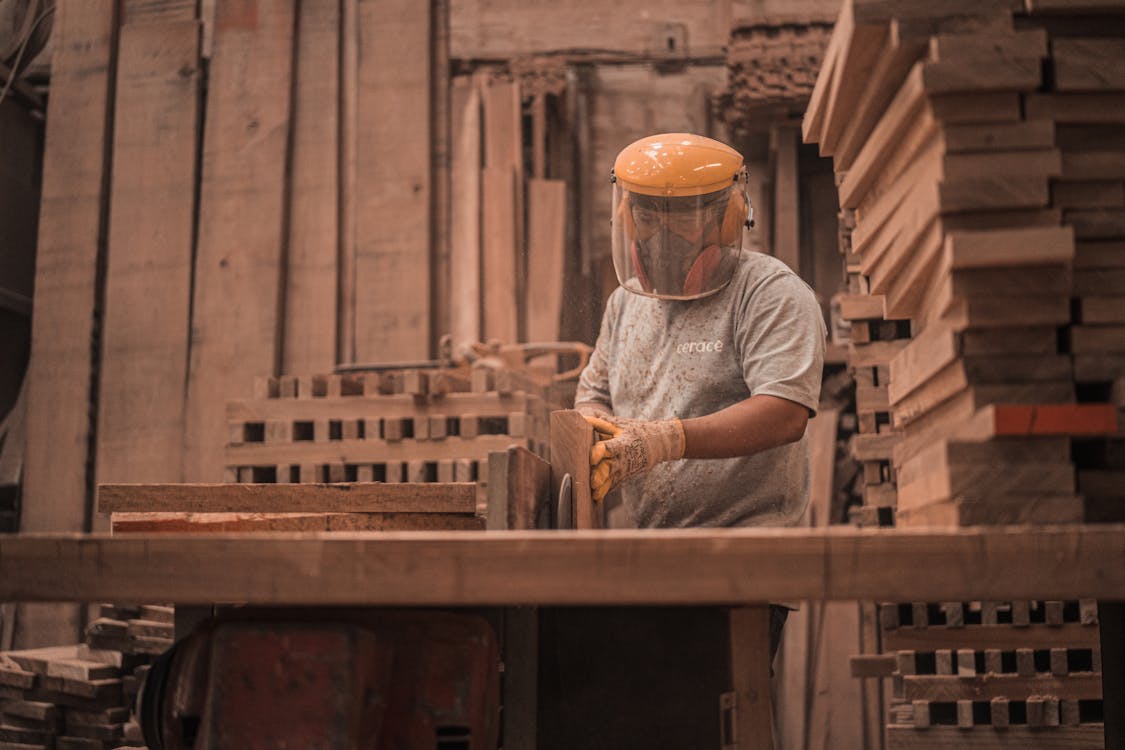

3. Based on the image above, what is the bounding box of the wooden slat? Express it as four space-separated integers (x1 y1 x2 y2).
110 512 483 533
20 0 117 647
481 166 518 342
97 482 477 514
526 178 567 343
183 0 296 482
226 391 531 421
729 606 774 750
97 20 200 494
225 434 524 465
450 74 483 346
886 725 1103 749
1054 38 1125 92
353 0 431 362
282 0 339 374
885 621 1100 652
2 526 1125 604
904 673 1101 702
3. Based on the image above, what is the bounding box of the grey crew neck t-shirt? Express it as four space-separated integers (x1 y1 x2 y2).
575 251 827 529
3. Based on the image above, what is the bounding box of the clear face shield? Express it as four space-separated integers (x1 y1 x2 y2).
610 172 752 301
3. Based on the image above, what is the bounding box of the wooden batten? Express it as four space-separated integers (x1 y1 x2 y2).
98 18 200 494
183 0 296 482
450 74 483 347
283 0 340 375
526 178 567 343
353 0 432 363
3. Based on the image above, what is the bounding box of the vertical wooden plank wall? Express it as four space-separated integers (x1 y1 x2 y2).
183 0 296 482
20 0 118 647
353 0 432 363
97 15 200 495
283 0 340 375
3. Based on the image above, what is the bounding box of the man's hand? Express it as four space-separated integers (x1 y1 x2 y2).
584 415 685 502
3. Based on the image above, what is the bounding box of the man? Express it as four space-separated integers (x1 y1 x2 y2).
574 132 827 657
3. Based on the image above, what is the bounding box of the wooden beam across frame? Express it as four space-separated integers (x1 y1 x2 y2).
1 526 1123 605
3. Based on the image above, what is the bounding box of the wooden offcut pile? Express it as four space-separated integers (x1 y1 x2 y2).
0 604 171 749
808 0 1124 745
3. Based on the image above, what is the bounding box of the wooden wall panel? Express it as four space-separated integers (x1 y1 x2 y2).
282 0 339 375
182 0 295 482
353 0 431 363
97 19 200 496
19 0 117 647
449 74 482 346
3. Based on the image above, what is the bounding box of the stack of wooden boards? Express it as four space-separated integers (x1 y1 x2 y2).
807 0 1125 746
98 363 559 534
0 603 172 749
873 598 1104 746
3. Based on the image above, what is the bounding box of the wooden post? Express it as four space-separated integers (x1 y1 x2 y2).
729 606 775 750
771 125 800 274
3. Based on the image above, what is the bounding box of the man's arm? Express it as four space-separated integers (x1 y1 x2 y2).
681 394 808 459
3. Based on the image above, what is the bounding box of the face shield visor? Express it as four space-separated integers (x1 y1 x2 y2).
610 173 752 301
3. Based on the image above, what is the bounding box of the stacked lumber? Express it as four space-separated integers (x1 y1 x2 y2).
717 23 833 124
878 598 1104 745
806 0 1124 525
806 1 1125 746
0 603 167 750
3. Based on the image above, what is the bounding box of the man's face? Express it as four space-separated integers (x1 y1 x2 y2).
629 194 727 296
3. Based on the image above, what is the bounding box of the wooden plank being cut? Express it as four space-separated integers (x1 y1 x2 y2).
183 0 296 482
550 410 598 529
97 482 477 514
20 0 116 648
526 179 566 343
3 526 1125 604
1054 38 1125 91
98 19 200 493
282 0 339 375
353 0 431 362
450 74 482 346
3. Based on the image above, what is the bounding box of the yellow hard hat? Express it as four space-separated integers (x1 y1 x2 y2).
609 133 752 300
611 133 744 197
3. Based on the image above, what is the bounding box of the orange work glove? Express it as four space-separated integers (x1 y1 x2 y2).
584 415 685 502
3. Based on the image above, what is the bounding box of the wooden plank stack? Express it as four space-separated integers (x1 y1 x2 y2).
806 1 1125 746
880 598 1104 746
0 602 169 750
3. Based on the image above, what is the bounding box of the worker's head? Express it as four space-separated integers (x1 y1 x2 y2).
611 133 753 300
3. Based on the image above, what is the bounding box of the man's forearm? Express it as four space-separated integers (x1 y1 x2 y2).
681 394 809 459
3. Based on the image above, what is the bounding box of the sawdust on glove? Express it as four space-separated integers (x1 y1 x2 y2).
585 415 685 502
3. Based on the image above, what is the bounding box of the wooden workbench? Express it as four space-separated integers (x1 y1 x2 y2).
2 525 1123 604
